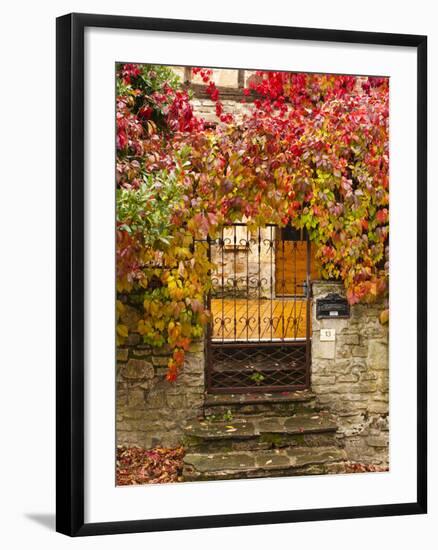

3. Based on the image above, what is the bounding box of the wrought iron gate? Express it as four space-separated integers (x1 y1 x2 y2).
206 223 311 393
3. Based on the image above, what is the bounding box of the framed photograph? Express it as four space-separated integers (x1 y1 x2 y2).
56 13 427 536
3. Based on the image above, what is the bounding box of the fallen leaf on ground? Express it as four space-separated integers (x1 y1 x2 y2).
345 461 389 473
116 445 185 485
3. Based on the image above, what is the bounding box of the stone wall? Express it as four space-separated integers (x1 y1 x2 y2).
311 281 389 466
116 302 205 448
191 97 253 124
171 66 255 125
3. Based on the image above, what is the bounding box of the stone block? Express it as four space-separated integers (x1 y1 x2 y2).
152 344 172 356
373 393 389 403
361 322 386 338
368 340 388 370
351 362 367 374
116 381 128 401
315 395 334 405
367 435 388 448
167 394 186 409
336 346 353 359
186 391 204 408
337 334 360 346
181 373 204 388
312 375 336 385
311 385 336 395
313 340 336 359
151 355 170 367
127 389 146 408
183 355 204 374
336 373 359 383
188 341 205 353
122 408 146 420
338 393 369 402
351 346 369 358
156 368 169 379
117 348 129 362
330 362 354 374
127 333 141 346
116 421 133 432
312 281 344 298
132 349 153 359
368 401 389 414
316 318 350 333
347 382 378 394
120 304 142 331
145 391 167 409
116 432 133 445
376 376 389 393
311 360 336 374
361 371 378 381
122 358 154 380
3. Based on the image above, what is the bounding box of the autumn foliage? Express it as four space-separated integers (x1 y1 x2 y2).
116 445 185 484
116 63 389 380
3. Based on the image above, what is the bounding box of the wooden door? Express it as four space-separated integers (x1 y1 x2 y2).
275 228 318 296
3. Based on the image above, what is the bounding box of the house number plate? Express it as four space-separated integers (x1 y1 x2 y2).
320 329 336 341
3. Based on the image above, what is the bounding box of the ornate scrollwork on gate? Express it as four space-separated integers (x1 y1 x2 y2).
206 223 311 392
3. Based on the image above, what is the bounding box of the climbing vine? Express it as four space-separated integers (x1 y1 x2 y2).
116 64 389 380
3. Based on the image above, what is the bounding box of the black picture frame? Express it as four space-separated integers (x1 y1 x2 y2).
56 12 427 537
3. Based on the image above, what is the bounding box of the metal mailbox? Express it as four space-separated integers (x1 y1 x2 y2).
316 293 350 319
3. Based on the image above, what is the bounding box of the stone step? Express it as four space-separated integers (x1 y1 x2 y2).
183 446 347 481
183 412 339 453
204 389 317 417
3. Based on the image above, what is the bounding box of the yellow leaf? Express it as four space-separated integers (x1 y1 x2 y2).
116 300 125 321
116 324 128 338
379 309 389 325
